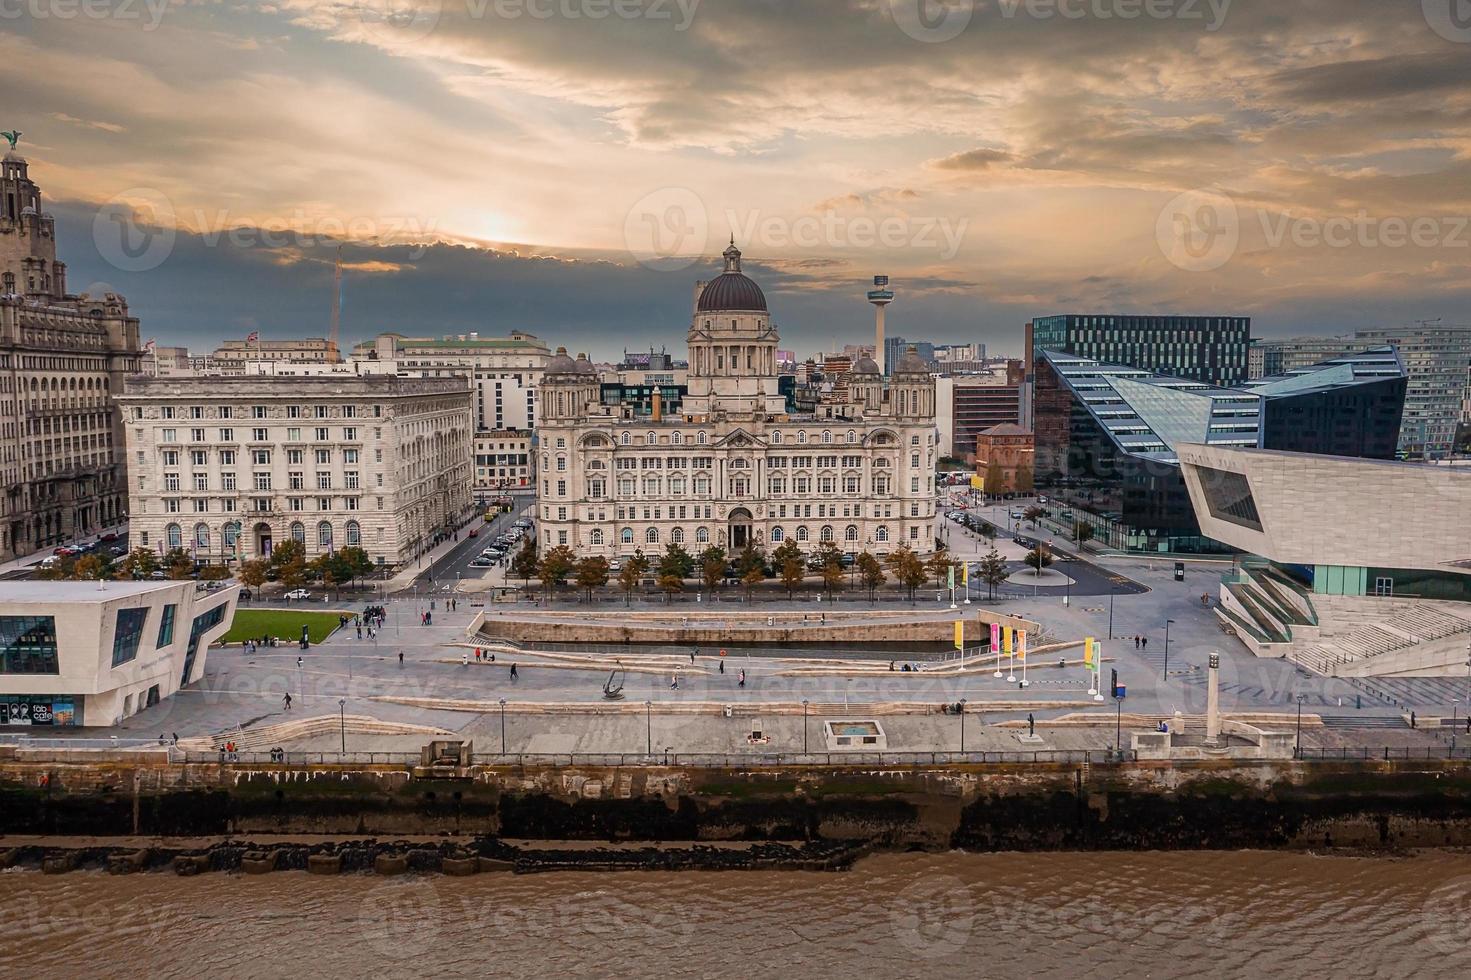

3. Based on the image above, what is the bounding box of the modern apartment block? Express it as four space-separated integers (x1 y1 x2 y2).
118 375 474 569
0 145 143 561
1031 314 1251 385
934 377 1021 460
1353 323 1471 459
1247 337 1373 379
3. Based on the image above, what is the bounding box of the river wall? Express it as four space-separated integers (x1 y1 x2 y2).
4 759 1471 854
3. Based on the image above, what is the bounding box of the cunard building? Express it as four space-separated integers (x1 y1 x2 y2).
536 243 937 558
0 144 141 560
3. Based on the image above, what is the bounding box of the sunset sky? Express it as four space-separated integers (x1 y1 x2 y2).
6 0 1471 357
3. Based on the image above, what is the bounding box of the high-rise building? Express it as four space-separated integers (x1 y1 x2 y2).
1241 347 1408 461
118 375 474 569
1352 322 1471 459
535 244 938 557
1247 337 1373 379
885 335 935 374
934 377 1021 460
1031 314 1251 385
0 145 142 560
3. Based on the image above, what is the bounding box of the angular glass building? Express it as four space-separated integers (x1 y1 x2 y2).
1031 314 1251 386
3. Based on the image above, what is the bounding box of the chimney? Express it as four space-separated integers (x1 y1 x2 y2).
651 390 663 422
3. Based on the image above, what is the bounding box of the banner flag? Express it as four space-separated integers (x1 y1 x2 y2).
954 620 964 650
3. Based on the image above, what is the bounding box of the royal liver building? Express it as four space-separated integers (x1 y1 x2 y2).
536 243 937 558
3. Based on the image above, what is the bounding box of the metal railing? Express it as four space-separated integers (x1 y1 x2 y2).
169 749 1135 767
1296 745 1471 761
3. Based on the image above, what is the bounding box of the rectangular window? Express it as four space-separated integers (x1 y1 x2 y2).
111 607 149 667
156 604 177 647
252 428 269 442
0 616 59 674
219 428 234 443
287 428 301 442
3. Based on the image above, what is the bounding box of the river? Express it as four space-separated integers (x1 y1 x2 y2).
2 850 1469 977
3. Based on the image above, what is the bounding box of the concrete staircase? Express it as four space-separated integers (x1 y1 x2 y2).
1290 595 1471 678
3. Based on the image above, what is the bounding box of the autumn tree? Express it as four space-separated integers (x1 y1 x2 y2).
537 544 577 597
856 551 885 600
887 546 927 601
574 556 610 602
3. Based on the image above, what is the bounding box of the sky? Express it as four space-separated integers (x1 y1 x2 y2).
6 0 1471 360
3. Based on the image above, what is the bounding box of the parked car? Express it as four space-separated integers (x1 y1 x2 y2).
109 546 126 557
99 531 119 542
470 557 494 568
285 589 312 600
468 528 479 538
149 570 166 580
512 519 532 530
607 559 623 572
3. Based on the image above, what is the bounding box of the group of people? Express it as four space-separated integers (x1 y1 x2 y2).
1133 635 1150 650
241 637 278 654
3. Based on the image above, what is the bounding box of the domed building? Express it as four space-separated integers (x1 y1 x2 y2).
536 244 937 558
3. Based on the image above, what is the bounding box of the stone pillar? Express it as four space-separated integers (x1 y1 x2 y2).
1206 652 1221 744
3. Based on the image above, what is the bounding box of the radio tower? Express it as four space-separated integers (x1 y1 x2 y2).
867 275 894 373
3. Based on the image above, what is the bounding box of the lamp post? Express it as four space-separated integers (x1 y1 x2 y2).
1108 586 1116 640
499 698 507 755
1162 619 1175 681
338 698 346 754
959 699 967 753
645 700 652 757
1295 694 1306 758
802 699 810 754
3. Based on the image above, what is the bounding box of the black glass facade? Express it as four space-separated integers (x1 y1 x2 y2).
1033 314 1250 385
0 616 59 674
1260 376 1407 460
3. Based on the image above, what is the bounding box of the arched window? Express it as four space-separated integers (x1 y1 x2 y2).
317 521 333 549
591 529 604 546
620 432 631 445
671 527 685 544
346 520 361 546
876 527 889 542
646 527 659 544
290 522 306 544
798 431 807 444
696 527 710 543
697 431 707 445
671 431 683 445
771 431 782 445
820 525 835 543
844 525 859 543
194 523 210 550
165 523 182 549
621 528 634 544
644 433 654 445
846 430 857 444
796 526 809 543
771 527 785 543
822 431 832 444
223 521 240 551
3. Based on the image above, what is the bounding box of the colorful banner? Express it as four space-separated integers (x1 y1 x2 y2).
990 622 1000 652
970 474 984 491
961 563 969 586
1084 637 1095 666
947 564 955 590
1003 626 1013 657
1018 629 1027 661
954 620 964 650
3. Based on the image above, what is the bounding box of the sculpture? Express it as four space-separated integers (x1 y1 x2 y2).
0 131 20 151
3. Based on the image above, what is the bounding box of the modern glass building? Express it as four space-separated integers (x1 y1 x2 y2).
1032 314 1251 386
1352 323 1471 460
1035 346 1409 553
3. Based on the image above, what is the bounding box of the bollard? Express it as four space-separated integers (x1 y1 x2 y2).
173 854 210 876
240 850 279 874
442 854 479 877
42 850 80 875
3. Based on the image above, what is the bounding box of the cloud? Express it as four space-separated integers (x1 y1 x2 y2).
931 148 1012 172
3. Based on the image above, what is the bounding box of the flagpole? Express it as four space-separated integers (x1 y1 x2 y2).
992 622 1003 679
963 562 971 605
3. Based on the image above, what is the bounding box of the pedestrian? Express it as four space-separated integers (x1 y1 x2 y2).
171 732 179 746
489 652 496 663
1141 636 1148 650
356 624 362 640
1411 711 1417 729
283 692 292 710
738 669 745 688
398 650 404 666
671 674 679 690
1133 635 1140 650
718 660 725 674
690 649 696 664
510 663 518 681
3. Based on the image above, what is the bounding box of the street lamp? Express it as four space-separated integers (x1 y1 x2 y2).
499 698 507 755
338 697 346 754
1162 619 1175 681
802 699 810 754
1295 694 1307 758
645 700 653 757
1107 586 1116 640
959 699 967 753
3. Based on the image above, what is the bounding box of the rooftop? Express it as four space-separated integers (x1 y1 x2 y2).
0 580 220 604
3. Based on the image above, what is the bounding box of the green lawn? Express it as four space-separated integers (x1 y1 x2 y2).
219 609 343 646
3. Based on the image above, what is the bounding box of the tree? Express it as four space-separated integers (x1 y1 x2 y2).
735 544 767 578
984 458 1005 497
198 564 232 581
856 551 885 600
267 538 304 576
336 546 375 589
618 562 642 606
574 556 610 602
162 547 193 580
238 558 268 591
71 554 106 581
815 543 844 597
741 565 765 601
657 573 684 602
978 546 1008 600
279 558 308 591
1025 543 1053 577
888 546 927 600
510 537 539 584
1074 521 1095 547
118 547 157 580
658 542 694 581
926 547 954 589
1023 506 1043 530
699 545 726 593
537 544 577 596
1014 460 1034 495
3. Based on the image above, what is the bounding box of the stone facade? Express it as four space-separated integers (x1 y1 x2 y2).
210 337 342 373
536 244 937 558
0 148 141 561
118 375 474 568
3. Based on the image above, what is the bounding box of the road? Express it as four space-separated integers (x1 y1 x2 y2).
409 500 534 593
